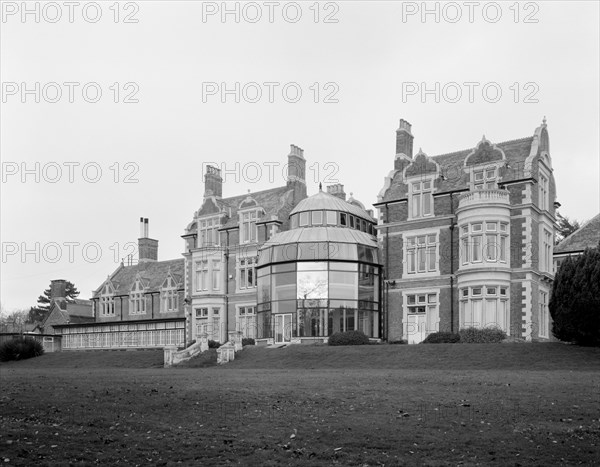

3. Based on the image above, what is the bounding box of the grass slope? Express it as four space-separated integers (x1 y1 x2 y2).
1 344 599 466
229 343 600 370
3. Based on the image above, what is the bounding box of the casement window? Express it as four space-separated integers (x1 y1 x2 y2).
161 277 179 312
237 306 256 338
539 173 548 211
460 286 509 333
129 281 146 315
460 222 508 265
239 257 257 290
240 210 258 243
198 217 220 247
473 167 497 190
540 229 553 273
195 260 209 291
311 211 323 225
212 260 221 291
406 293 437 314
100 284 115 316
410 180 433 218
539 291 549 338
406 234 437 274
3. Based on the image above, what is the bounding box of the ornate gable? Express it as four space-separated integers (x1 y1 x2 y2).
464 137 505 166
404 150 439 178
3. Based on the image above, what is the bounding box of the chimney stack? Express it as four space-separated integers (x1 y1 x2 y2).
327 183 346 201
204 165 223 198
50 279 67 310
396 119 414 158
138 218 158 262
287 144 306 185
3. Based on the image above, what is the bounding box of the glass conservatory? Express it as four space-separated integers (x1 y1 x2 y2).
255 191 382 344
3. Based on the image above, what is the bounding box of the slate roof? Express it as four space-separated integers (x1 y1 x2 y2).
193 185 296 230
93 258 185 297
290 190 375 222
554 214 600 254
380 136 534 202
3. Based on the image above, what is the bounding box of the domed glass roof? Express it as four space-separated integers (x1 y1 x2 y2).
290 191 373 222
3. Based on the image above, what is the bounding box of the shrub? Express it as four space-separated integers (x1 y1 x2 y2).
0 337 44 362
242 338 255 346
458 327 507 343
208 340 221 349
388 339 407 344
550 246 600 346
422 332 461 344
328 330 370 346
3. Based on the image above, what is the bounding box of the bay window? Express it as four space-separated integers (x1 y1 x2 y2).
460 222 508 265
460 286 509 332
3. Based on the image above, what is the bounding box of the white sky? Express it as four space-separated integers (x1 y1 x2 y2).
1 1 599 311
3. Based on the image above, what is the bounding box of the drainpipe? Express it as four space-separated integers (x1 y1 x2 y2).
385 203 390 341
449 192 455 333
224 230 230 343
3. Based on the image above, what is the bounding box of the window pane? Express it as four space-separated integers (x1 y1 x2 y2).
340 213 347 226
329 270 358 300
297 270 328 299
423 193 432 215
427 246 436 271
312 211 323 225
472 236 481 261
326 211 337 225
299 212 309 226
412 194 421 217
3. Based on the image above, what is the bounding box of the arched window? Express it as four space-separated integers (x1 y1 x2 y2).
129 280 146 315
161 276 179 313
100 283 115 316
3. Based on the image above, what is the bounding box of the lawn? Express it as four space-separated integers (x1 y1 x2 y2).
1 344 599 466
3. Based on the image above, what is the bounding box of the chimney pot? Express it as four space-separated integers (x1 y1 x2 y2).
204 165 223 198
396 118 414 158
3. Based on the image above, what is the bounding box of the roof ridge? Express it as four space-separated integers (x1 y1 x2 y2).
556 213 600 247
222 185 289 203
432 136 533 160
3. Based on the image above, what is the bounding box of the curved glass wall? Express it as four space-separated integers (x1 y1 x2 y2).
258 242 379 266
256 260 381 339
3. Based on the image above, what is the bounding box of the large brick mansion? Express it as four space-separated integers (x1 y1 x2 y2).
48 117 563 348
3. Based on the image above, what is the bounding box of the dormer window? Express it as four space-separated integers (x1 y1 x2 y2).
129 280 146 315
473 168 497 190
100 283 115 316
240 210 259 243
199 217 220 247
161 276 179 313
409 180 433 219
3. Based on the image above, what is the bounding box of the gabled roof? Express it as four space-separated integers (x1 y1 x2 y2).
198 185 295 230
93 258 184 297
380 135 535 202
554 214 600 254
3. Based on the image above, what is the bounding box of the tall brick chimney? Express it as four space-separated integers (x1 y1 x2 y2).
50 279 67 310
327 184 346 201
287 144 306 185
204 165 223 198
138 218 158 262
396 119 414 158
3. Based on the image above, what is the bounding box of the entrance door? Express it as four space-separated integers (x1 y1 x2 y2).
275 314 292 344
407 313 427 344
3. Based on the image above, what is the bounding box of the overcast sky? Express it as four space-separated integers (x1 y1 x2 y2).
1 1 599 312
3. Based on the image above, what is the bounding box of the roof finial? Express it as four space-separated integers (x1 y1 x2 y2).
542 116 547 125
319 182 322 191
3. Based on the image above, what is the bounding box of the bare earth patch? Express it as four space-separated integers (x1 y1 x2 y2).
1 344 599 466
